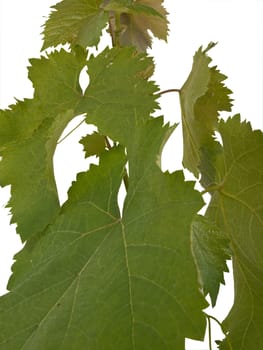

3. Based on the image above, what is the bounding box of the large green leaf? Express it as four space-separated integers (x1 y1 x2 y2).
0 50 84 241
206 115 263 349
180 43 232 180
0 118 207 349
78 46 159 145
42 0 108 50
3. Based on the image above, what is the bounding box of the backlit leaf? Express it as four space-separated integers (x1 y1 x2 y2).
78 46 160 145
42 0 108 50
0 50 84 241
180 42 232 179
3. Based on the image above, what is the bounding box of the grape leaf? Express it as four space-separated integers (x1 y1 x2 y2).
42 0 108 50
206 115 263 349
191 215 231 306
180 42 232 179
104 0 168 52
78 46 159 145
0 50 84 241
0 117 207 349
80 132 107 157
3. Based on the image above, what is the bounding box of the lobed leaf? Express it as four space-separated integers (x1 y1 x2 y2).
78 46 159 145
0 117 207 349
0 50 85 241
206 115 263 349
42 0 108 50
180 42 232 179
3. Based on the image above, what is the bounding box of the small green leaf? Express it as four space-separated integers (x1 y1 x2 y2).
191 215 231 306
80 132 107 157
206 115 263 349
180 43 232 178
42 0 108 50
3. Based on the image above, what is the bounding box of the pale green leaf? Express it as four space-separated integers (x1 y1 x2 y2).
191 215 231 306
78 46 160 145
206 115 263 349
0 118 207 349
180 43 232 179
0 50 84 241
42 0 108 50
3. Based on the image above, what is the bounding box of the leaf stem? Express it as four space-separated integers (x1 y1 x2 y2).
57 118 85 144
157 88 181 96
207 316 213 350
204 312 226 334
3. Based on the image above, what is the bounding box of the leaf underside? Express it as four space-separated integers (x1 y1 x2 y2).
180 42 232 181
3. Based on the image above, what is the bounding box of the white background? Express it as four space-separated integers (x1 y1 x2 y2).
0 1 262 349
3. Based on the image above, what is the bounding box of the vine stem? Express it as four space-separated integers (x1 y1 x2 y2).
201 183 222 195
114 12 121 47
105 12 129 192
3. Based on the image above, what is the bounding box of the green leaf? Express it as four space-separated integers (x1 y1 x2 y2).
78 46 159 146
191 215 231 306
180 42 232 179
0 118 207 349
103 0 165 18
42 0 108 50
79 132 107 157
206 115 263 349
0 50 84 241
104 0 168 52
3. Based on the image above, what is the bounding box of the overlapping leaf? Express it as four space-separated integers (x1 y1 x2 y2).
80 132 107 157
103 0 168 51
42 0 108 50
191 215 231 306
0 117 207 349
121 0 168 51
78 46 159 145
0 50 84 240
180 42 232 180
205 115 263 349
